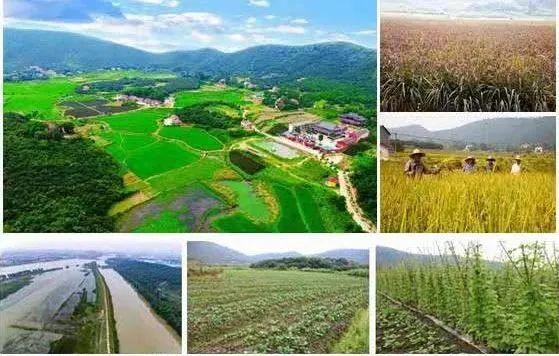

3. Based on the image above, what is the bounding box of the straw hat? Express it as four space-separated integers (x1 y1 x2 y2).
486 156 496 161
514 155 522 161
409 148 425 158
464 155 476 162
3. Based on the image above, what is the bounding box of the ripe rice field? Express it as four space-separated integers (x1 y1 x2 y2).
381 152 556 232
187 268 369 354
381 18 556 112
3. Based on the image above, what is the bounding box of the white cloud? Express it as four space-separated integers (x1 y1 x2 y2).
271 25 305 34
248 0 270 8
246 16 257 25
133 0 180 7
264 15 276 20
353 29 376 36
290 18 309 25
227 33 246 42
191 30 213 42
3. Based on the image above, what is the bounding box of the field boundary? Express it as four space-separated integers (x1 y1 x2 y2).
380 292 490 354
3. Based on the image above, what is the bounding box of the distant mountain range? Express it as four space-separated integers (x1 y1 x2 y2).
376 246 502 268
187 242 369 265
4 28 376 85
386 117 556 147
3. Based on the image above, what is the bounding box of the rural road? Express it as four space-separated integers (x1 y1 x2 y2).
100 271 112 354
338 170 375 232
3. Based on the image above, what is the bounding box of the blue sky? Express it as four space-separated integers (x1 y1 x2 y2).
4 0 377 52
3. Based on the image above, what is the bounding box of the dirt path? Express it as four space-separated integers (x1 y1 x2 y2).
338 170 375 232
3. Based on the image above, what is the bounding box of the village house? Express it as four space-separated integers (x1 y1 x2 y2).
340 113 367 126
241 120 255 131
379 125 393 160
534 145 544 153
163 115 182 126
325 176 339 188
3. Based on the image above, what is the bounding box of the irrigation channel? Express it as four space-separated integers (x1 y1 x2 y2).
380 293 490 353
0 258 180 354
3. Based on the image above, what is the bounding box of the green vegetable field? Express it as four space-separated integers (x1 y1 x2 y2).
187 268 369 353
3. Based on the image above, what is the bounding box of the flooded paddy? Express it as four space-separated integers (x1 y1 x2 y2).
0 260 96 353
99 268 181 354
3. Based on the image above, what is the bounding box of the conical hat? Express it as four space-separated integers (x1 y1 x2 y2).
486 156 495 161
464 155 476 162
409 148 425 157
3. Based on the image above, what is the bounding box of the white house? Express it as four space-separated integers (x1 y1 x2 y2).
163 115 182 126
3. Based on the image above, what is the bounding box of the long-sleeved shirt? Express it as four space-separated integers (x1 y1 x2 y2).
511 163 521 175
463 162 476 173
404 159 426 177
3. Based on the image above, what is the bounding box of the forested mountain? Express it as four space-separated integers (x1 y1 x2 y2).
376 246 502 268
187 242 368 265
388 117 556 147
4 28 375 85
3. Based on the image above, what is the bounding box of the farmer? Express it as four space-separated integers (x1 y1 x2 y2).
404 149 428 177
485 156 496 173
462 156 476 173
511 155 522 175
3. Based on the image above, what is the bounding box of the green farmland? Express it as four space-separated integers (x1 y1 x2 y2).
3 70 368 232
187 268 369 353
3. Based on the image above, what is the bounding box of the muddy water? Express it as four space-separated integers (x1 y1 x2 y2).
1 259 92 276
99 268 181 354
0 262 93 353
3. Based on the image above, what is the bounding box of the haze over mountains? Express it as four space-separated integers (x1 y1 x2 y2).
4 28 376 85
387 117 556 147
187 241 369 265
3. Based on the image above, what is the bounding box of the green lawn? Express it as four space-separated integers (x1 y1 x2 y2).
174 89 246 107
159 126 223 151
222 181 271 222
126 141 200 179
4 79 77 119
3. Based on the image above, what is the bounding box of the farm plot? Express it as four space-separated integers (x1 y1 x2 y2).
252 139 301 159
175 88 247 107
381 152 556 232
187 268 368 354
159 126 223 151
3 79 77 119
376 296 476 354
60 99 138 118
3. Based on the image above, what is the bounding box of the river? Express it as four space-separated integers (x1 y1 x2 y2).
99 268 181 354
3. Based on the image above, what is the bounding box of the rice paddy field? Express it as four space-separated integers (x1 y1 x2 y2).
380 18 556 112
380 151 556 232
4 71 359 232
187 268 369 354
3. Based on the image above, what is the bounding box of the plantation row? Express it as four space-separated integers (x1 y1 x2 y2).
188 269 368 353
377 243 559 353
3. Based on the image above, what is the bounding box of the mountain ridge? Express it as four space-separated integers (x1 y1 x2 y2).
187 242 369 265
387 117 555 147
4 28 376 85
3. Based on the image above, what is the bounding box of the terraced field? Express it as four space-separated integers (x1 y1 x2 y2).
4 71 360 232
187 268 368 353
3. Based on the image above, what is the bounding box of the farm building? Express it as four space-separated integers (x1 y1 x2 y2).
116 94 163 107
241 120 255 131
379 125 393 160
325 176 339 188
163 115 182 126
534 145 544 153
312 121 345 139
340 113 367 126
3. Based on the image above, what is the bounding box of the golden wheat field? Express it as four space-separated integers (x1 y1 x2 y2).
381 18 556 112
380 151 556 233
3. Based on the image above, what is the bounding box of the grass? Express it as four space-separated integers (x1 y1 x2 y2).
174 88 247 107
0 276 32 300
381 152 556 232
159 126 223 151
187 268 368 353
293 185 327 232
381 19 556 112
332 308 369 354
4 79 77 119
